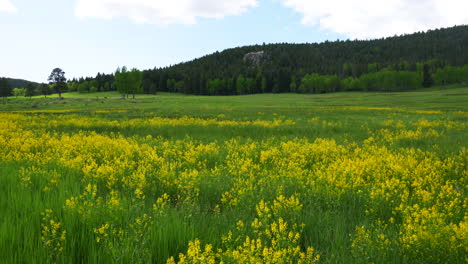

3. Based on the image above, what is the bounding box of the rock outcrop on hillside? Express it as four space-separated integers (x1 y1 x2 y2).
243 51 266 67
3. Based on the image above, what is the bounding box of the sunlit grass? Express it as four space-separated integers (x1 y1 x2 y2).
0 87 467 263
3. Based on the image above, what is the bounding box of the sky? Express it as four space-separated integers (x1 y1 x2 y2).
1 0 467 83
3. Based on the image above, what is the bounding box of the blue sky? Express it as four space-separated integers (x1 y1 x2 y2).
1 0 466 83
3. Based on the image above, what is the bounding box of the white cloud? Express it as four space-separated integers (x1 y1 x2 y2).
75 0 258 25
280 0 468 39
0 0 17 13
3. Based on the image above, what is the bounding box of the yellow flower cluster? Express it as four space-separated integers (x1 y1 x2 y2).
41 209 66 260
94 223 110 243
168 196 320 264
0 113 295 130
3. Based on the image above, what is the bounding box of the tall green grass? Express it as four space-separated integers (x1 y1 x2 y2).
0 87 466 263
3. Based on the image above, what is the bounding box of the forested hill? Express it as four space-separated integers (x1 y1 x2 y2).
5 78 38 88
137 25 468 94
71 25 468 95
160 25 467 75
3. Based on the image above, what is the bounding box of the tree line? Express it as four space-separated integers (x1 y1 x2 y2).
0 68 69 101
0 67 143 100
74 25 467 95
66 68 142 99
3 62 467 100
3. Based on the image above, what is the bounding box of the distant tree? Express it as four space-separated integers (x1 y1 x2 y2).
174 81 185 93
104 82 111 92
182 77 191 94
433 65 468 86
226 78 235 94
254 71 264 94
114 67 143 98
0 78 12 102
207 78 226 95
25 83 36 98
38 83 51 98
13 88 26 98
324 75 340 93
289 76 297 93
368 63 379 73
129 68 143 99
343 63 353 77
245 77 256 94
95 72 103 90
89 85 98 93
149 83 157 94
261 76 267 93
422 64 434 88
299 74 322 93
166 79 176 92
341 77 359 91
115 66 129 98
276 69 291 93
78 81 89 93
48 68 67 98
90 80 99 92
68 82 78 92
272 83 280 93
236 74 247 94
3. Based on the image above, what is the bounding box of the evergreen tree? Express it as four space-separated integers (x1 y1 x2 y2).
68 82 78 92
422 64 434 88
261 76 267 93
236 75 247 95
0 78 12 102
78 81 90 93
48 68 67 98
39 83 51 98
25 83 36 97
289 76 297 93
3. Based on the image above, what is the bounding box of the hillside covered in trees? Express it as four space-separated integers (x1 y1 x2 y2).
6 78 38 89
5 25 467 98
134 25 468 95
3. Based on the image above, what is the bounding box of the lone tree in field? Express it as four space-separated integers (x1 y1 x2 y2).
48 68 67 98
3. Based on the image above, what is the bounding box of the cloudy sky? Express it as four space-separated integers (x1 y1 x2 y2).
1 0 467 82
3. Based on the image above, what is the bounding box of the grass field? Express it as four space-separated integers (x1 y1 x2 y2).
1 87 467 263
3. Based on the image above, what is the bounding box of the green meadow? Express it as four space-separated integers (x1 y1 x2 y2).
0 87 467 263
